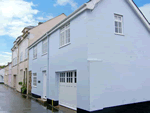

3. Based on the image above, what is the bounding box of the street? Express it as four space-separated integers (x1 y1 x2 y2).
0 84 62 113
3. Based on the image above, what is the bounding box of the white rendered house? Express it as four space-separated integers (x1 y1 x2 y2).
29 0 150 113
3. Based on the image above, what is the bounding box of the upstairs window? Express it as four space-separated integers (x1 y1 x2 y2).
20 52 23 62
115 14 123 34
42 38 47 55
13 57 17 66
25 48 28 59
33 46 37 59
60 23 70 47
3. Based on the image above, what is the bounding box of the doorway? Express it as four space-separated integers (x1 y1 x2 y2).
43 71 47 99
14 75 16 88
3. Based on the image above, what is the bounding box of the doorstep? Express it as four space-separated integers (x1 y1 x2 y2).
37 98 47 105
55 105 77 113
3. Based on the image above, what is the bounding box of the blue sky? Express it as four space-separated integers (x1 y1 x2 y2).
0 0 150 65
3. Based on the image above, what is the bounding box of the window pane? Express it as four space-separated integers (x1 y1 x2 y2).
118 17 121 21
119 28 122 33
119 22 122 27
115 15 118 20
71 72 72 77
67 78 69 82
68 29 70 43
75 72 76 77
115 28 118 33
67 72 68 77
71 78 72 83
115 22 118 27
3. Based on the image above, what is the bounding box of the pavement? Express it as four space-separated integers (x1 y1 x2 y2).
0 84 62 113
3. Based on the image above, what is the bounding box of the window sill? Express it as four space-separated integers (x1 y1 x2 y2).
42 52 47 56
32 86 37 88
59 43 71 49
33 57 37 60
24 58 28 61
115 33 125 36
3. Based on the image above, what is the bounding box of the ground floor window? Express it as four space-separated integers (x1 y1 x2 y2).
59 71 77 84
33 73 37 87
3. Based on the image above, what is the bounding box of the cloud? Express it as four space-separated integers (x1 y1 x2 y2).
139 3 150 23
3 52 11 55
0 0 39 38
54 0 78 10
0 54 11 65
37 15 54 21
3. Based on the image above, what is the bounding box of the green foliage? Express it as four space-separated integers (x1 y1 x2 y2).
21 83 27 94
0 65 6 69
18 82 22 85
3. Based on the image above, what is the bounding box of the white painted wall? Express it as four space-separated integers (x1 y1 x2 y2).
86 0 150 111
28 0 150 112
48 11 90 111
29 40 48 97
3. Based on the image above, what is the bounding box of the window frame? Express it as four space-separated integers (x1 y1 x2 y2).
114 14 123 35
33 73 37 87
20 52 23 62
33 45 37 59
42 38 48 55
60 23 70 47
59 71 77 84
25 48 28 60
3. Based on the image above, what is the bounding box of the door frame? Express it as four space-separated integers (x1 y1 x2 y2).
43 71 47 99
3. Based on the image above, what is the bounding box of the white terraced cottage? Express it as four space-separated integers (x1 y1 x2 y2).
28 0 150 113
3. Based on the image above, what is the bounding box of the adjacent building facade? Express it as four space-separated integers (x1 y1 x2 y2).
0 69 4 84
28 13 66 95
4 65 9 85
28 0 150 113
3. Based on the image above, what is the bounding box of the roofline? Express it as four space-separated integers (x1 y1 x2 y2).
127 0 150 31
28 3 87 49
28 0 150 49
28 13 67 33
131 0 149 24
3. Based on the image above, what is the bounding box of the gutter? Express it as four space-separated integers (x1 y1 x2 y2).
46 33 49 100
127 0 150 31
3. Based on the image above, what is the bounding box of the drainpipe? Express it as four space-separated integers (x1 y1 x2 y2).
46 33 49 100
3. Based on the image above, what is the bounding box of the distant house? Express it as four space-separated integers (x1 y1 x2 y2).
8 62 12 87
0 69 4 84
4 64 9 85
28 0 150 113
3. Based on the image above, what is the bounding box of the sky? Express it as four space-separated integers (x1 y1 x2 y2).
0 0 150 65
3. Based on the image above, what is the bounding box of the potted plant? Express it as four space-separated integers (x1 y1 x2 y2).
21 83 27 94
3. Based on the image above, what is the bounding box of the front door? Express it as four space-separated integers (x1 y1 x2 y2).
14 75 16 88
28 71 32 94
43 71 47 99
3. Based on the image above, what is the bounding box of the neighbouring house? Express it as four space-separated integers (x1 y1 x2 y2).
27 13 66 95
4 64 9 86
16 26 34 92
8 62 12 87
11 26 34 92
0 68 4 84
11 36 22 89
28 0 150 113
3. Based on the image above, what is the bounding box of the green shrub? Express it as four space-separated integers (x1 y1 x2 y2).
21 84 27 94
18 82 22 85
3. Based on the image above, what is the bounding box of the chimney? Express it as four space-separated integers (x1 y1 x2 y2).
38 22 43 25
